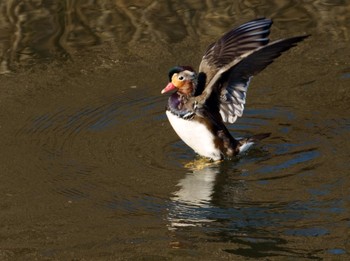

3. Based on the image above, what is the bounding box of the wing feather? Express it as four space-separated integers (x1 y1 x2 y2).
197 35 310 124
199 18 273 88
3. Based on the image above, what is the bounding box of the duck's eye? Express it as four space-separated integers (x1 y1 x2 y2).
178 76 184 81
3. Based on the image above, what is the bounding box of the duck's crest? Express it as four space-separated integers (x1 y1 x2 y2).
168 66 195 81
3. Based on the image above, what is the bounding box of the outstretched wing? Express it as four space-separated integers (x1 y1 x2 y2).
194 18 309 124
198 18 273 93
215 35 309 123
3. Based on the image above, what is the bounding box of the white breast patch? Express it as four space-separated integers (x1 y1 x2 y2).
166 111 221 160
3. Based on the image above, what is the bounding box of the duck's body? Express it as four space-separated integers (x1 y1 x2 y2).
161 18 309 160
166 111 221 160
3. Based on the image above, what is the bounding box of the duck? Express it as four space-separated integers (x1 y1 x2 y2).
161 18 309 161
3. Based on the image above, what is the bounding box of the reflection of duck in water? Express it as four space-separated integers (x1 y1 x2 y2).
168 164 219 229
161 18 309 160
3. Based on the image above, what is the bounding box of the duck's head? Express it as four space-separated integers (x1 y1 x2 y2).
161 66 196 96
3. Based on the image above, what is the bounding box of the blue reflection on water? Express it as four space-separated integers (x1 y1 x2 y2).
328 248 347 255
285 227 329 236
257 150 320 174
340 73 350 79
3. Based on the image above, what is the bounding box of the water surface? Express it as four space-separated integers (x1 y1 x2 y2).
0 1 350 260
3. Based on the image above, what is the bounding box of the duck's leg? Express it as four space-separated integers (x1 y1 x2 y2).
184 157 222 170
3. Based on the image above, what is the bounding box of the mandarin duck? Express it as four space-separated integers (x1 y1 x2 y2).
161 18 309 160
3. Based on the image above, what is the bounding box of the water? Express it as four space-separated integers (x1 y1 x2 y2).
1 1 350 260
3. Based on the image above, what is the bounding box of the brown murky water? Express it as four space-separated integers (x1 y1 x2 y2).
1 1 350 260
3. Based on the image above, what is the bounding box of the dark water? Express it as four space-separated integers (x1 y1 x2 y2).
1 1 350 260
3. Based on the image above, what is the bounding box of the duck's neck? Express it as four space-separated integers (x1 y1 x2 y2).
178 81 196 96
168 92 194 118
179 87 193 96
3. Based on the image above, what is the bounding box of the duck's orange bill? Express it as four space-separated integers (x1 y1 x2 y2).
161 82 176 94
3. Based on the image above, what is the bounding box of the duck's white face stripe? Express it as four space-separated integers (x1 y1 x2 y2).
166 111 221 160
179 70 196 80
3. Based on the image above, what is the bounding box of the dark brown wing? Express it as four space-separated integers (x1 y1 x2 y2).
198 18 273 90
199 35 310 124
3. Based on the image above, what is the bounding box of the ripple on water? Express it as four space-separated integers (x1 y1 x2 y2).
15 88 180 214
14 92 350 259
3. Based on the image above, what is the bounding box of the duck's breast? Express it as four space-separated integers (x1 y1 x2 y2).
166 111 221 160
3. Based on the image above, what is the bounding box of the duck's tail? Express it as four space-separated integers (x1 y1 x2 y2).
237 133 271 154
